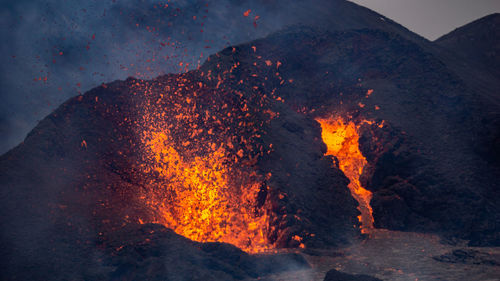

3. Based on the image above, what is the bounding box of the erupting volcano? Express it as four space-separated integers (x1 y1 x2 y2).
1 1 499 280
316 117 374 233
139 129 271 253
130 74 279 253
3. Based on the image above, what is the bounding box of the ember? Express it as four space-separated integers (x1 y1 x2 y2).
316 117 374 233
135 77 274 253
140 130 270 252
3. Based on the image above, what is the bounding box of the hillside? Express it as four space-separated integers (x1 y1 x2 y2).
436 13 499 78
1 2 499 280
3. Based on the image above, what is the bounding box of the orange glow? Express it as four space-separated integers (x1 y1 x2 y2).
140 130 270 252
316 117 374 233
135 78 274 253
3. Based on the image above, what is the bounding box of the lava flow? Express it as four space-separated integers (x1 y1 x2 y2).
316 117 374 233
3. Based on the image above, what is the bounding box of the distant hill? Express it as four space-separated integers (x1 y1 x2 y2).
434 14 500 170
436 13 499 78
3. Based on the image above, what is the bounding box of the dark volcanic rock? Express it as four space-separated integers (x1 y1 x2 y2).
0 57 358 279
434 14 500 170
257 102 359 248
0 221 309 281
199 21 500 245
433 249 500 266
2 3 500 280
324 269 382 281
435 13 500 78
100 223 309 281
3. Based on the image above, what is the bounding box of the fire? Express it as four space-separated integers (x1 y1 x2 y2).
134 76 274 253
141 130 270 252
316 117 374 233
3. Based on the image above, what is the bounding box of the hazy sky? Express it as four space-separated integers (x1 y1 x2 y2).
350 0 500 40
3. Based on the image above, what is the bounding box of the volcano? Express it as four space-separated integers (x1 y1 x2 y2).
1 2 499 280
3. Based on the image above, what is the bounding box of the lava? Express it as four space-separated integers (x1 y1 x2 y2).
316 117 374 233
140 129 270 253
135 76 275 253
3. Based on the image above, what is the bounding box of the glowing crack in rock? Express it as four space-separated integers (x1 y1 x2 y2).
316 117 374 233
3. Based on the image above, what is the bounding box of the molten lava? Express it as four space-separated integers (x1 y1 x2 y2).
134 75 275 253
141 129 270 252
316 117 374 233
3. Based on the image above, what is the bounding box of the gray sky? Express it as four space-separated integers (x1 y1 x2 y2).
350 0 500 40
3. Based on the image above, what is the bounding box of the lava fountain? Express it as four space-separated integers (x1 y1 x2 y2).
134 75 276 253
140 129 271 253
316 117 374 233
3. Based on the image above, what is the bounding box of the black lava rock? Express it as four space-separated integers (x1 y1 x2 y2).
324 269 382 281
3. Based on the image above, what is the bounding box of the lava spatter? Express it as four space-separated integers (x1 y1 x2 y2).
135 75 277 253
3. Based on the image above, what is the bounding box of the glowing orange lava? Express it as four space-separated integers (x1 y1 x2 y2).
135 77 274 253
316 117 374 233
139 128 271 253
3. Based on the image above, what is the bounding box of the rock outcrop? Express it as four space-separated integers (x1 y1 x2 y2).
324 269 382 281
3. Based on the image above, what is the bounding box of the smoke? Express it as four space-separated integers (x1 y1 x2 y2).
2 0 498 154
5 0 402 154
0 0 322 153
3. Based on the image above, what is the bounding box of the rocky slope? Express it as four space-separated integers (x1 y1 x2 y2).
0 66 358 280
1 2 499 280
199 21 499 245
436 13 499 78
434 13 500 168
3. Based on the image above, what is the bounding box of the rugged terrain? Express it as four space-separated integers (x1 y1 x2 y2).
1 1 499 280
